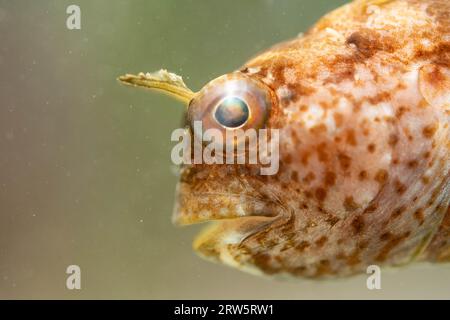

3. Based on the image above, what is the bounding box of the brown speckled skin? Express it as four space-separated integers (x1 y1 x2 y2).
174 0 450 278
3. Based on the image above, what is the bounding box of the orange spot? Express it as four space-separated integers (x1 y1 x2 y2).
324 171 337 186
423 123 438 138
344 196 360 212
374 169 389 184
315 187 327 202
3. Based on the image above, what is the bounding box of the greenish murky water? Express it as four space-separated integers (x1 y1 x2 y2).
0 0 449 299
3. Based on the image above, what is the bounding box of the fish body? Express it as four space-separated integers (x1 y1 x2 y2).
121 0 450 278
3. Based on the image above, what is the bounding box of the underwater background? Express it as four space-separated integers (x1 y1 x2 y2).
0 0 449 299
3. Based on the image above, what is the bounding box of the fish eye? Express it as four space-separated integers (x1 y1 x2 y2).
214 97 250 128
187 73 274 145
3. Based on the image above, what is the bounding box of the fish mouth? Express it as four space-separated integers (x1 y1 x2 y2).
171 165 286 271
172 179 281 269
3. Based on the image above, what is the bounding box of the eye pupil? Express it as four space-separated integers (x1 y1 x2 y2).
214 97 249 128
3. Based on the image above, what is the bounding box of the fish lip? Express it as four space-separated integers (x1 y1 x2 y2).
172 187 279 226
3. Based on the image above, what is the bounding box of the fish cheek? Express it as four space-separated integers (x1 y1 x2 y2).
279 107 396 218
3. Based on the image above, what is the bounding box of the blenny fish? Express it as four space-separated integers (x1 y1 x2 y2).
119 0 449 278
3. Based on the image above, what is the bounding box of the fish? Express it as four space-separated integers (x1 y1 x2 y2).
119 0 450 278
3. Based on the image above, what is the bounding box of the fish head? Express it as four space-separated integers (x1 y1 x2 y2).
119 0 450 277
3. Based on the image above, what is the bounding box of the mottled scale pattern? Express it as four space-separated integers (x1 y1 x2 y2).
174 0 450 277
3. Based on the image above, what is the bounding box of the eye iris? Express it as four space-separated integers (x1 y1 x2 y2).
214 97 249 128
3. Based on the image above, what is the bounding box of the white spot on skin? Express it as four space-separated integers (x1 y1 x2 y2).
276 85 292 100
325 27 345 42
355 191 377 207
420 38 432 49
261 71 275 86
378 102 395 117
246 66 261 75
324 113 337 133
403 67 419 85
362 102 394 120
235 204 246 216
222 231 244 245
303 104 325 129
380 152 392 166
424 168 434 178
